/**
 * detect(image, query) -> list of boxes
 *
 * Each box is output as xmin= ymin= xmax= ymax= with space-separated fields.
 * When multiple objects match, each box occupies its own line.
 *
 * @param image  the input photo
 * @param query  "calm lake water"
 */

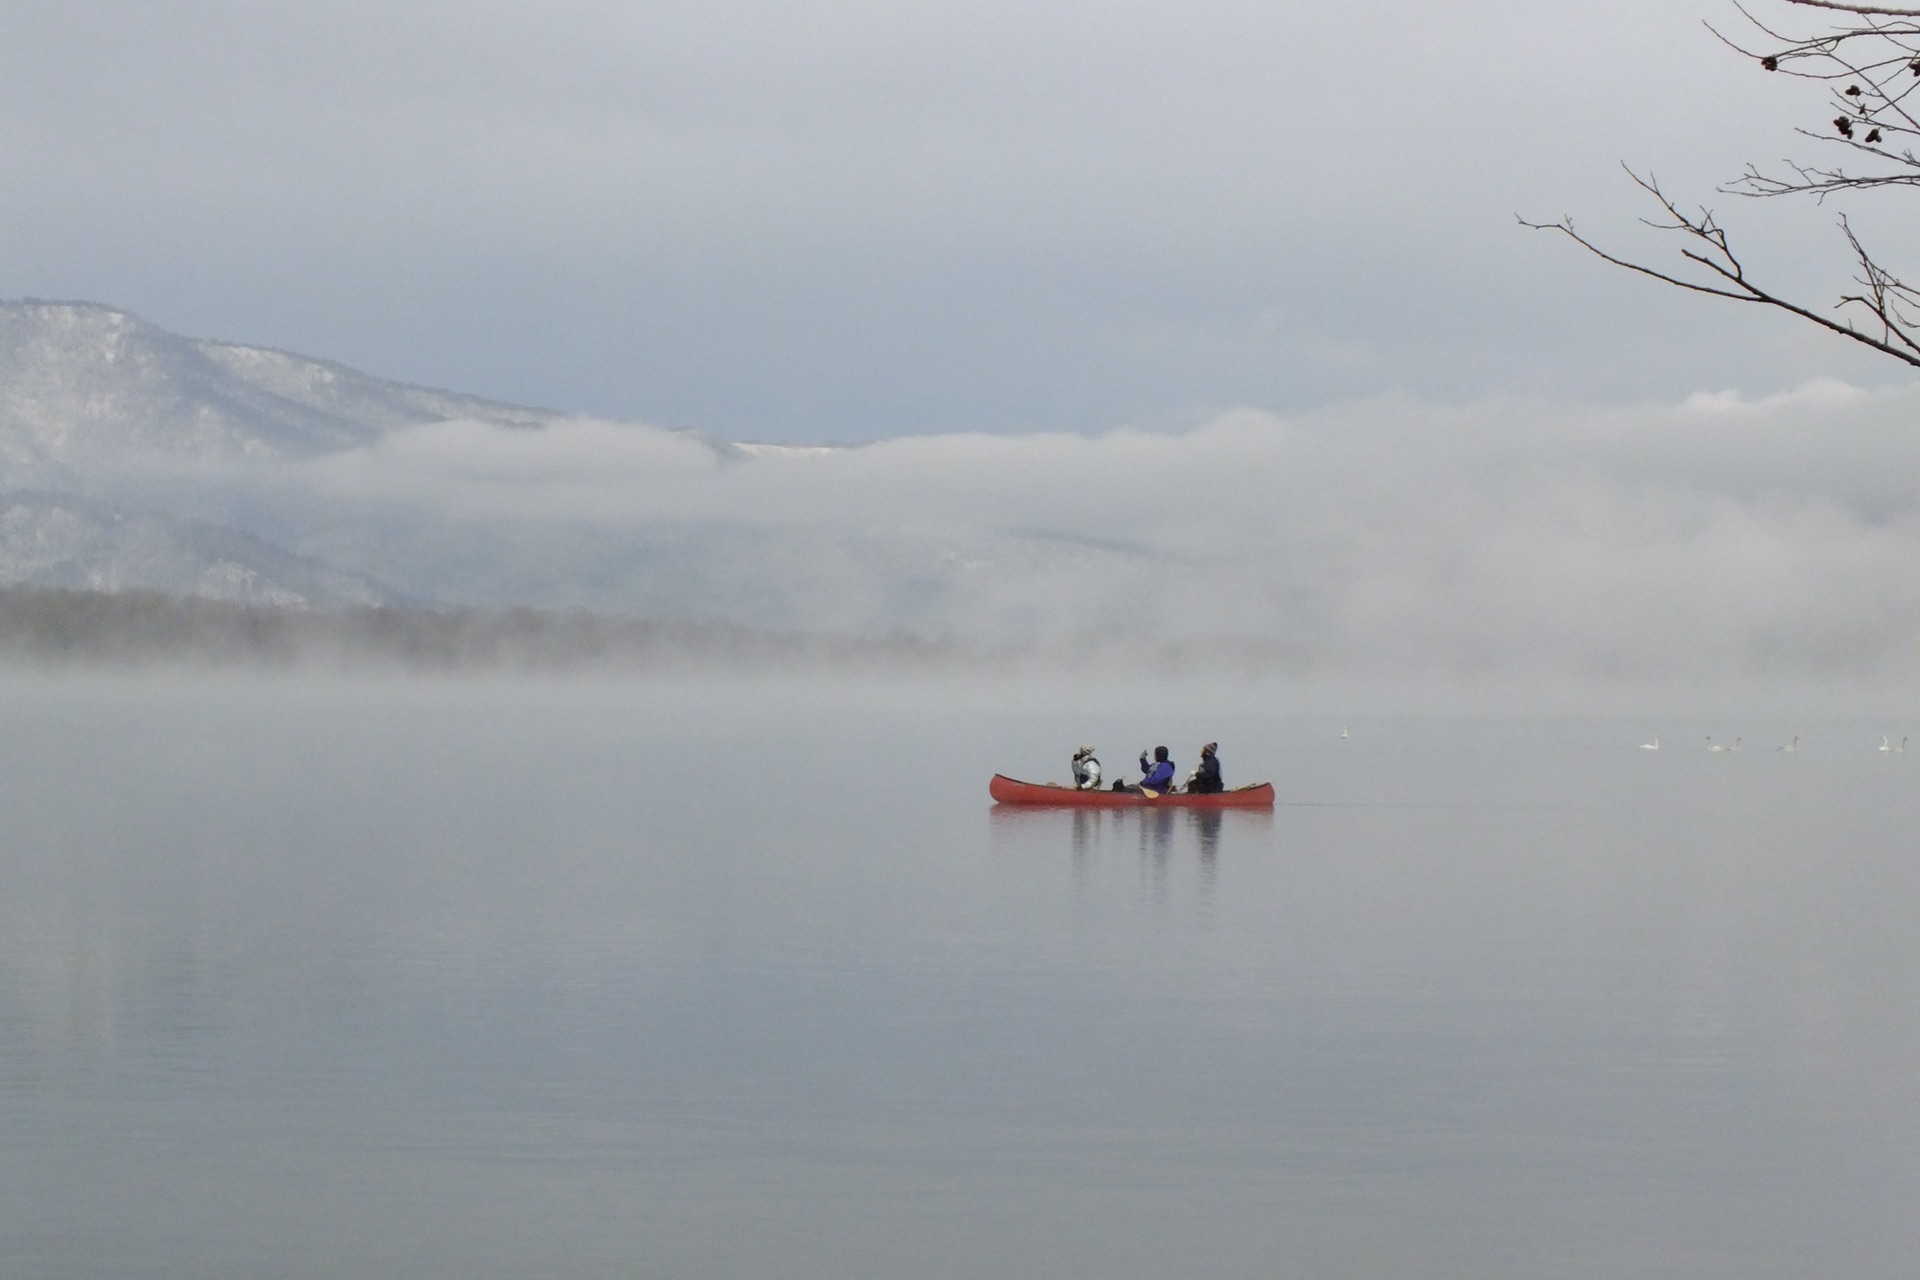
xmin=0 ymin=674 xmax=1916 ymax=1279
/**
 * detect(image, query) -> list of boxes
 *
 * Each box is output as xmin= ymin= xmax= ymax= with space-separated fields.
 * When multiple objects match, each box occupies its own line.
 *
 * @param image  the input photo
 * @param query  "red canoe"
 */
xmin=990 ymin=774 xmax=1275 ymax=809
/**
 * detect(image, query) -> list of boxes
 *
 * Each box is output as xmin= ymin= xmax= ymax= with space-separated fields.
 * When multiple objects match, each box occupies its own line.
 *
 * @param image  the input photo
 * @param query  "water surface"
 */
xmin=0 ymin=677 xmax=1915 ymax=1278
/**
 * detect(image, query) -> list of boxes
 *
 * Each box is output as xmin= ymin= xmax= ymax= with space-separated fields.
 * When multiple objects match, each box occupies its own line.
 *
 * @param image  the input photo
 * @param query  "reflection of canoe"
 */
xmin=990 ymin=775 xmax=1275 ymax=809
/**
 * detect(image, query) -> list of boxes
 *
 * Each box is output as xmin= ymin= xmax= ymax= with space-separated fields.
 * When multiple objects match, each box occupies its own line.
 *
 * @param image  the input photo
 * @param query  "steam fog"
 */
xmin=11 ymin=4 xmax=1920 ymax=1273
xmin=106 ymin=378 xmax=1918 ymax=689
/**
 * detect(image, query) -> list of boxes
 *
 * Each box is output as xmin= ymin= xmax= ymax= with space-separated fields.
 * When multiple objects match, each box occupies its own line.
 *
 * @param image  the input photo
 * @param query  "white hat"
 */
xmin=1073 ymin=745 xmax=1096 ymax=759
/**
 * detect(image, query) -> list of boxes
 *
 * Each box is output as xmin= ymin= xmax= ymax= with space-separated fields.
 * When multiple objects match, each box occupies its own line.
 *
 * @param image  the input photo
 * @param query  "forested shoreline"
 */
xmin=0 ymin=586 xmax=946 ymax=672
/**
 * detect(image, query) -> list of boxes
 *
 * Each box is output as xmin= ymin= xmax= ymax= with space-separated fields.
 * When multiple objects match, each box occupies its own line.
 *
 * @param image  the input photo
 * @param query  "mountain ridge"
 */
xmin=0 ymin=298 xmax=560 ymax=470
xmin=0 ymin=489 xmax=398 ymax=608
xmin=0 ymin=299 xmax=597 ymax=607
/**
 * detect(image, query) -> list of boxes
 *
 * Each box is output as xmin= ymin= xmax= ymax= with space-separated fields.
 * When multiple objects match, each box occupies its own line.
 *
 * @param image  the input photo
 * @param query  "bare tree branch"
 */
xmin=1521 ymin=171 xmax=1920 ymax=368
xmin=1530 ymin=2 xmax=1920 ymax=371
xmin=1782 ymin=1 xmax=1920 ymax=16
xmin=1728 ymin=137 xmax=1920 ymax=201
xmin=1834 ymin=214 xmax=1920 ymax=351
xmin=1711 ymin=0 xmax=1920 ymax=150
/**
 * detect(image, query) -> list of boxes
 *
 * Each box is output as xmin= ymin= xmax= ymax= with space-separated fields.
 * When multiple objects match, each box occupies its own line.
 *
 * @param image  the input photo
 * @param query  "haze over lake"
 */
xmin=2 ymin=673 xmax=1915 ymax=1279
xmin=9 ymin=303 xmax=1920 ymax=683
xmin=10 ymin=0 xmax=1920 ymax=1272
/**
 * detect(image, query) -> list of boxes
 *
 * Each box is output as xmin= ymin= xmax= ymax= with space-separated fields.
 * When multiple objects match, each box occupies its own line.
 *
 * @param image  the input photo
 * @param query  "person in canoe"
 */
xmin=1186 ymin=742 xmax=1223 ymax=794
xmin=1071 ymin=745 xmax=1102 ymax=790
xmin=1122 ymin=745 xmax=1176 ymax=794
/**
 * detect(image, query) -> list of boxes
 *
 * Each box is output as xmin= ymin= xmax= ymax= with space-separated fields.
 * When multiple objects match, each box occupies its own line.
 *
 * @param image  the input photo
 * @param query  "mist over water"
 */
xmin=11 ymin=4 xmax=1920 ymax=1268
xmin=41 ymin=377 xmax=1920 ymax=685
xmin=1 ymin=672 xmax=1915 ymax=1278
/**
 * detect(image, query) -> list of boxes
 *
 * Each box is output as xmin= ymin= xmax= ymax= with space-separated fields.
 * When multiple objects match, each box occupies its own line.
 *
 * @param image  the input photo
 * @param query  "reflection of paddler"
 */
xmin=1071 ymin=745 xmax=1102 ymax=791
xmin=1192 ymin=809 xmax=1223 ymax=866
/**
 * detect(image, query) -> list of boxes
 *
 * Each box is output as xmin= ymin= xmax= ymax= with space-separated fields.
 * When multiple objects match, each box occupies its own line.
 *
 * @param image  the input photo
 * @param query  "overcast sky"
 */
xmin=3 ymin=0 xmax=1914 ymax=440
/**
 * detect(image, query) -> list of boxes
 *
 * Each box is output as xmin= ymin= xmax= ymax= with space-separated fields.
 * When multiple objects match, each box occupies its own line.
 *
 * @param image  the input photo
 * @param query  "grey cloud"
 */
xmin=0 ymin=0 xmax=1871 ymax=438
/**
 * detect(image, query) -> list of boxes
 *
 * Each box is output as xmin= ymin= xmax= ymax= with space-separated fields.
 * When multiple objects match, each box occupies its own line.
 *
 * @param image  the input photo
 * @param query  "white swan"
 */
xmin=1340 ymin=725 xmax=1350 ymax=740
xmin=1880 ymin=735 xmax=1894 ymax=752
xmin=1899 ymin=737 xmax=1910 ymax=754
xmin=1640 ymin=736 xmax=1660 ymax=751
xmin=1707 ymin=737 xmax=1741 ymax=753
xmin=1779 ymin=736 xmax=1799 ymax=753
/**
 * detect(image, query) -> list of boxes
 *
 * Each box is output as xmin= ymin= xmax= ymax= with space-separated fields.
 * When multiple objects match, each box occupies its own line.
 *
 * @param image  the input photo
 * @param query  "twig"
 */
xmin=1519 ymin=170 xmax=1920 ymax=367
xmin=1783 ymin=1 xmax=1920 ymax=17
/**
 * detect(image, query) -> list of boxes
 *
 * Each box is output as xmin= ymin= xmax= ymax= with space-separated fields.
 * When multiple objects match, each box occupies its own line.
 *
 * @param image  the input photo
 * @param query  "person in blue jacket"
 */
xmin=1137 ymin=745 xmax=1176 ymax=793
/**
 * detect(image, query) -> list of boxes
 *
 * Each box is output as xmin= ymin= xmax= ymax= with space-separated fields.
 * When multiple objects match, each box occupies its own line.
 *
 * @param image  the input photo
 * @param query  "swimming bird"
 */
xmin=1340 ymin=725 xmax=1349 ymax=740
xmin=1881 ymin=735 xmax=1894 ymax=752
xmin=1779 ymin=736 xmax=1799 ymax=752
xmin=1640 ymin=736 xmax=1660 ymax=751
xmin=1707 ymin=737 xmax=1741 ymax=753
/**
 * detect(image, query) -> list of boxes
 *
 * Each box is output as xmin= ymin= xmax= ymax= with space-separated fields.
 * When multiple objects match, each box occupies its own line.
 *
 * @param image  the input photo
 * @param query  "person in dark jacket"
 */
xmin=1187 ymin=742 xmax=1223 ymax=794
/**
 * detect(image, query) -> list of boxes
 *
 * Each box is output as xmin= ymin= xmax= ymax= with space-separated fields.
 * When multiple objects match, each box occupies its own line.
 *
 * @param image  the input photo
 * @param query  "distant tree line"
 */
xmin=0 ymin=586 xmax=948 ymax=673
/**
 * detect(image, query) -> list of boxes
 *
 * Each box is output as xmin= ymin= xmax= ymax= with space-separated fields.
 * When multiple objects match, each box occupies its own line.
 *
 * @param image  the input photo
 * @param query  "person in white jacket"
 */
xmin=1071 ymin=746 xmax=1102 ymax=790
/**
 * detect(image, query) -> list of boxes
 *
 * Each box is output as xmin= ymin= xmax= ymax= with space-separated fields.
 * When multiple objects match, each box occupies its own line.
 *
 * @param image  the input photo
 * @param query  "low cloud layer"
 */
xmin=212 ymin=380 xmax=1920 ymax=683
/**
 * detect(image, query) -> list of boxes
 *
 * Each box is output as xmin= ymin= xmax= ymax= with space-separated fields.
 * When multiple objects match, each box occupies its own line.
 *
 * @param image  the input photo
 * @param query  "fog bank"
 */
xmin=236 ymin=380 xmax=1920 ymax=684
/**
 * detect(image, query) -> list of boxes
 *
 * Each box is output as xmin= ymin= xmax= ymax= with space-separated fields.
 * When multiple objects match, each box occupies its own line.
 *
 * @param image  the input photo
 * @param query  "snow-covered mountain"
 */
xmin=0 ymin=299 xmax=559 ymax=607
xmin=0 ymin=301 xmax=861 ymax=620
xmin=0 ymin=299 xmax=552 ymax=470
xmin=0 ymin=492 xmax=392 ymax=607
